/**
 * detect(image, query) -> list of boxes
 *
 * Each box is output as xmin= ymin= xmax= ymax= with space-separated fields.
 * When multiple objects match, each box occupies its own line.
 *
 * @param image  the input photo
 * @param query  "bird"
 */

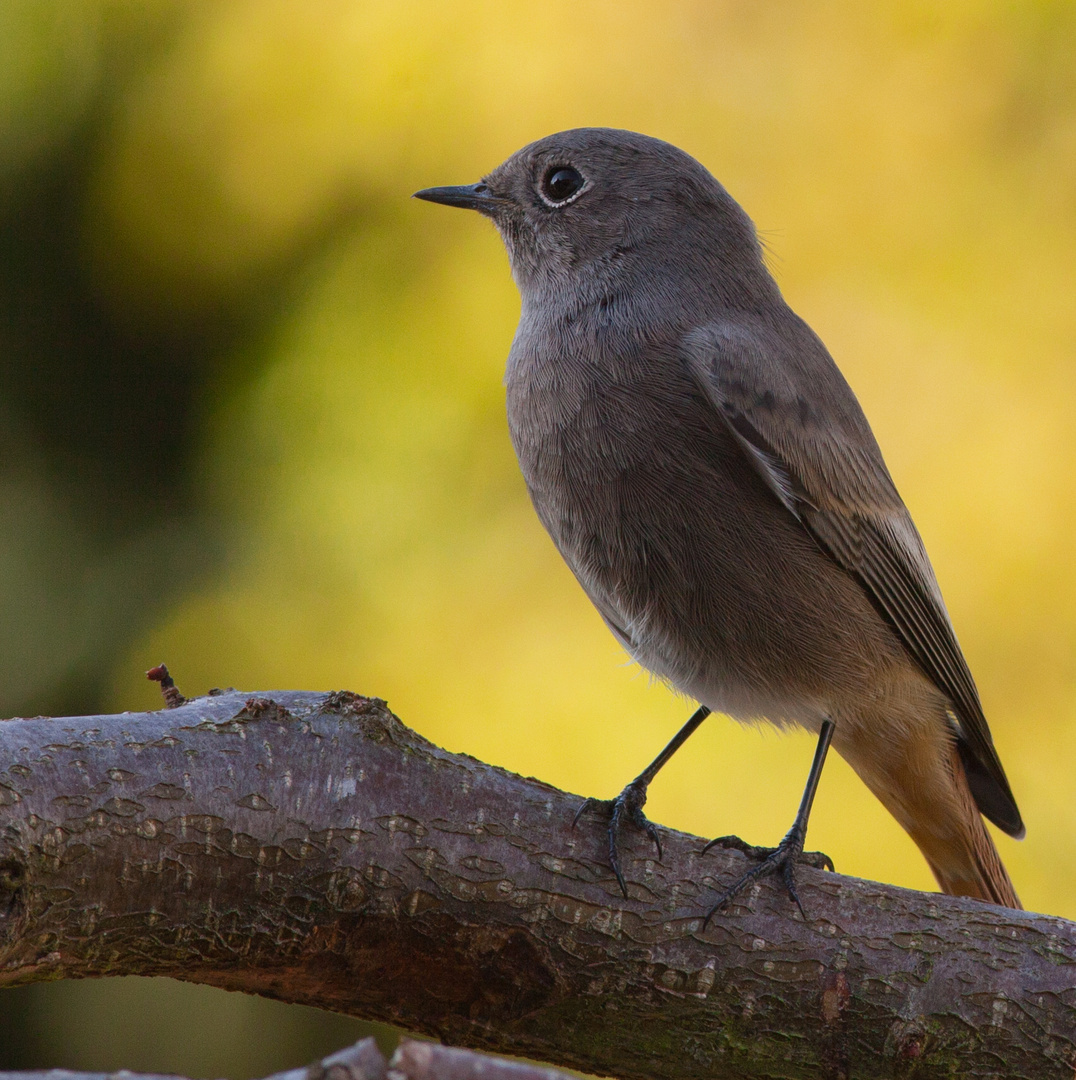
xmin=414 ymin=128 xmax=1023 ymax=914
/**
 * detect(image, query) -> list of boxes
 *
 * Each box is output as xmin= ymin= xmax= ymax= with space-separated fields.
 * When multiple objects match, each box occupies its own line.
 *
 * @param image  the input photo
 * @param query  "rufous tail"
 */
xmin=911 ymin=743 xmax=1021 ymax=909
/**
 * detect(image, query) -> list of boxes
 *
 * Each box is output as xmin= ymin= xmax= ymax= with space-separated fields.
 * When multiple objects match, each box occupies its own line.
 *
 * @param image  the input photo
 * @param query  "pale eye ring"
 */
xmin=539 ymin=165 xmax=585 ymax=206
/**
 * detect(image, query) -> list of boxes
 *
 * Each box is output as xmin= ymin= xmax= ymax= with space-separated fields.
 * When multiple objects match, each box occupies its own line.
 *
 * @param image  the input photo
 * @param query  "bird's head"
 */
xmin=415 ymin=128 xmax=771 ymax=310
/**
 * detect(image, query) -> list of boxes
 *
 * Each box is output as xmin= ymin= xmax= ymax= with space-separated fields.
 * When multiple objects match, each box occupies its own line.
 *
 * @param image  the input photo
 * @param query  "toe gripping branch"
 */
xmin=573 ymin=778 xmax=663 ymax=898
xmin=572 ymin=710 xmax=835 ymax=916
xmin=573 ymin=706 xmax=712 ymax=898
xmin=703 ymin=717 xmax=836 ymax=923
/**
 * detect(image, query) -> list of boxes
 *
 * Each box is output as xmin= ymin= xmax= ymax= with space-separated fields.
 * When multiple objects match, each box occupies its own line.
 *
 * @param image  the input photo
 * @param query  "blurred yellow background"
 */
xmin=1 ymin=0 xmax=1074 ymax=1074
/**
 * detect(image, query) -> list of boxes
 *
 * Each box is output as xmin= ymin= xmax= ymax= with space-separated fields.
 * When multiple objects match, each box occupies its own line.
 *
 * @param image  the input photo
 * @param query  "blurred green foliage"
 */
xmin=1 ymin=0 xmax=1075 ymax=1075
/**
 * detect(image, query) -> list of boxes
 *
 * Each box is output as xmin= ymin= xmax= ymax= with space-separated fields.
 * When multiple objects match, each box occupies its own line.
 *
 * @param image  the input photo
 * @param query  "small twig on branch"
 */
xmin=0 ymin=690 xmax=1073 ymax=1079
xmin=145 ymin=663 xmax=186 ymax=709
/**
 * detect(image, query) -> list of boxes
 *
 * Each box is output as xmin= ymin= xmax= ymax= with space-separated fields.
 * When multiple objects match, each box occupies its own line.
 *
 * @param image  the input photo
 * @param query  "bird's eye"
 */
xmin=539 ymin=166 xmax=585 ymax=206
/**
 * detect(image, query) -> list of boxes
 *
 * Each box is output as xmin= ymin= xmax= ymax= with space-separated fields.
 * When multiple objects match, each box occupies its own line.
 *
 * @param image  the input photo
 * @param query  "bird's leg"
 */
xmin=703 ymin=718 xmax=835 ymax=923
xmin=574 ymin=705 xmax=711 ymax=897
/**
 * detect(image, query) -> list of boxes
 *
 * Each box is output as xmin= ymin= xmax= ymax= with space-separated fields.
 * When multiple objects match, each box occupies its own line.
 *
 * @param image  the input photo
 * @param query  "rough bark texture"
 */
xmin=0 ymin=691 xmax=1073 ymax=1079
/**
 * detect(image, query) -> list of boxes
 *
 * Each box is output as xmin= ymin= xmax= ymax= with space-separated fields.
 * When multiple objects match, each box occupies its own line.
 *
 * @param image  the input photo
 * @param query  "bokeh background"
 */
xmin=1 ymin=0 xmax=1075 ymax=1073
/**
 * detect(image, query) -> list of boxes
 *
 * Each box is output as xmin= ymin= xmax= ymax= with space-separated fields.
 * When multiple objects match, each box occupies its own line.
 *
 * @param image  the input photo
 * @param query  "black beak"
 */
xmin=412 ymin=182 xmax=508 ymax=213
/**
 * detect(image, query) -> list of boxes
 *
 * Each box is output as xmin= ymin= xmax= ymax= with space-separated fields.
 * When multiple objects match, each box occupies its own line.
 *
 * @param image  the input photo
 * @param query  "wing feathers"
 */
xmin=683 ymin=320 xmax=1024 ymax=838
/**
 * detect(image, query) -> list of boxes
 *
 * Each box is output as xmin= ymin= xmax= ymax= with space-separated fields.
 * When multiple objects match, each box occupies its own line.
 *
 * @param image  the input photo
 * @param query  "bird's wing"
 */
xmin=682 ymin=321 xmax=1023 ymax=837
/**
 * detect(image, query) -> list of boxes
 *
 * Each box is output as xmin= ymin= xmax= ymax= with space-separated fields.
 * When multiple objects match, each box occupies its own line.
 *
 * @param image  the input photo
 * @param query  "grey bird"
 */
xmin=414 ymin=128 xmax=1023 ymax=913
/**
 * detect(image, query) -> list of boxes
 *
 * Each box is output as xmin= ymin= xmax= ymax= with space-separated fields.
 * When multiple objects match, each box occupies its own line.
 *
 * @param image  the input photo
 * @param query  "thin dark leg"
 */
xmin=574 ymin=705 xmax=711 ymax=897
xmin=704 ymin=718 xmax=835 ymax=923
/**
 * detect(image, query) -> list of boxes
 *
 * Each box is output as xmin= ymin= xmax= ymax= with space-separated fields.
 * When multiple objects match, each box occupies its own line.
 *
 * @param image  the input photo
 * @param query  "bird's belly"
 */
xmin=525 ymin=431 xmax=900 ymax=730
xmin=569 ymin=535 xmax=833 ymax=730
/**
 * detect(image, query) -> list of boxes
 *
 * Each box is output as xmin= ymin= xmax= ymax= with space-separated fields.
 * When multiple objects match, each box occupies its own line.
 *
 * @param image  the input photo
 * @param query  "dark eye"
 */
xmin=540 ymin=166 xmax=585 ymax=205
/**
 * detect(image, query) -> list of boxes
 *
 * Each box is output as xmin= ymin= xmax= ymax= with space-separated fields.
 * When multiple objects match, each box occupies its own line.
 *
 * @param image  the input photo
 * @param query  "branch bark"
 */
xmin=0 ymin=691 xmax=1073 ymax=1079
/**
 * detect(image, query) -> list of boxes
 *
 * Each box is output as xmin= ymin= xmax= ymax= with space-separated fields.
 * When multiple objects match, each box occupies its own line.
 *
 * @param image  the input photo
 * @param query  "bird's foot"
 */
xmin=573 ymin=777 xmax=661 ymax=897
xmin=706 ymin=833 xmax=834 ymax=871
xmin=702 ymin=827 xmax=834 ymax=924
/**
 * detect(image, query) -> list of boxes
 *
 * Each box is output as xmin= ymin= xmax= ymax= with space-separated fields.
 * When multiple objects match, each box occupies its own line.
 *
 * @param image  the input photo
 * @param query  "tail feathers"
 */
xmin=918 ymin=744 xmax=1021 ymax=910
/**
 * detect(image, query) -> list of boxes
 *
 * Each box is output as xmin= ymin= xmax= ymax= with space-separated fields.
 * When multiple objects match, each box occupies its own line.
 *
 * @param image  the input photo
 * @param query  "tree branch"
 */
xmin=0 ymin=691 xmax=1073 ymax=1079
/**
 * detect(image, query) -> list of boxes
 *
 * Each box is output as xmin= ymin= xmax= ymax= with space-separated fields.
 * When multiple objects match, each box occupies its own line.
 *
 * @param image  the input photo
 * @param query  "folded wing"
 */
xmin=682 ymin=321 xmax=1023 ymax=838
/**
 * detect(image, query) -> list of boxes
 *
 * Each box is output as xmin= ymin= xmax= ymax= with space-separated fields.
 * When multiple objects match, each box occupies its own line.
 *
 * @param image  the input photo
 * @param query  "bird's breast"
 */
xmin=503 ymin=329 xmax=739 ymax=625
xmin=505 ymin=334 xmax=689 ymax=507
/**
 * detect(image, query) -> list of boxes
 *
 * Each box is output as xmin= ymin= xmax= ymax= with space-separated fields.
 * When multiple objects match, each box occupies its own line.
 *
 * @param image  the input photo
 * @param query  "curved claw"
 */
xmin=644 ymin=821 xmax=663 ymax=862
xmin=607 ymin=800 xmax=630 ymax=898
xmin=803 ymin=850 xmax=835 ymax=873
xmin=574 ymin=778 xmax=663 ymax=898
xmin=703 ymin=834 xmax=765 ymax=858
xmin=572 ymin=796 xmax=610 ymax=830
xmin=702 ymin=827 xmax=811 ymax=927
